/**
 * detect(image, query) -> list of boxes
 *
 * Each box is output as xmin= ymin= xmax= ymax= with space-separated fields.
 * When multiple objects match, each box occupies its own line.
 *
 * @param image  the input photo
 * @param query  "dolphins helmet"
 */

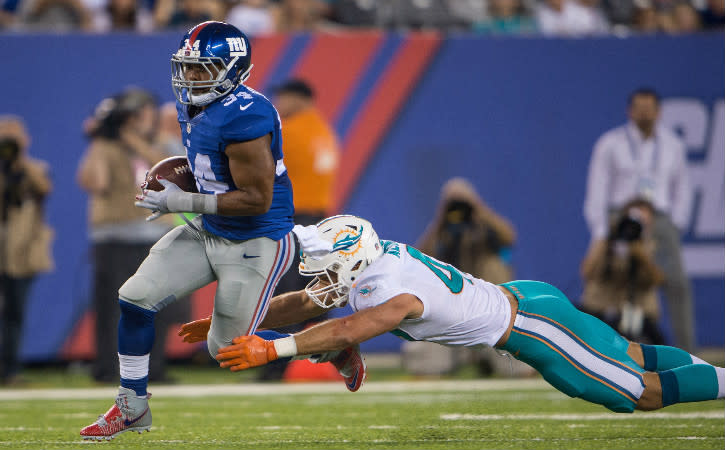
xmin=299 ymin=215 xmax=384 ymax=308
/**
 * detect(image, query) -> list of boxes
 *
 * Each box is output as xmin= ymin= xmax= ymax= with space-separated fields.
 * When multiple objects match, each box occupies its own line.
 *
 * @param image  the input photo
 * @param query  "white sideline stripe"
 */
xmin=441 ymin=411 xmax=725 ymax=420
xmin=0 ymin=379 xmax=550 ymax=401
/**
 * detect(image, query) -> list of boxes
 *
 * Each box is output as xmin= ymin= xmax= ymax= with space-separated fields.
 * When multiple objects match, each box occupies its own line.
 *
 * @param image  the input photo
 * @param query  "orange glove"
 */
xmin=216 ymin=335 xmax=279 ymax=372
xmin=177 ymin=316 xmax=211 ymax=343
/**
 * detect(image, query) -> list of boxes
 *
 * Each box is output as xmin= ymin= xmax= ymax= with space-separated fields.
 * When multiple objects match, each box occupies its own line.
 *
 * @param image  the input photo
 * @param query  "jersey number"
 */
xmin=406 ymin=246 xmax=468 ymax=294
xmin=192 ymin=153 xmax=229 ymax=193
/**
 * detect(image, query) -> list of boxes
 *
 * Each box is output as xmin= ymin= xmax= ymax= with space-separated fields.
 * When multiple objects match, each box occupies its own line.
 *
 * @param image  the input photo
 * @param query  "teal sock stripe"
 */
xmin=641 ymin=344 xmax=658 ymax=372
xmin=659 ymin=370 xmax=679 ymax=407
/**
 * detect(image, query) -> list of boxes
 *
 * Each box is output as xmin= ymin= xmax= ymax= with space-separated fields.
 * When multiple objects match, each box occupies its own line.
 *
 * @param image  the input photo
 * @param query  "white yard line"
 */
xmin=441 ymin=411 xmax=725 ymax=420
xmin=0 ymin=378 xmax=550 ymax=400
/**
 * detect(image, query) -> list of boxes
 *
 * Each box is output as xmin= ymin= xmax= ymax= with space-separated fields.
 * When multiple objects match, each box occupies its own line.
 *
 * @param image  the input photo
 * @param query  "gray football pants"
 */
xmin=119 ymin=217 xmax=295 ymax=357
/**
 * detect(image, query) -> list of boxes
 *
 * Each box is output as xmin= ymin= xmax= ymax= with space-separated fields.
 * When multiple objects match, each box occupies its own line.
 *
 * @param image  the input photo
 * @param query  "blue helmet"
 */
xmin=171 ymin=21 xmax=253 ymax=106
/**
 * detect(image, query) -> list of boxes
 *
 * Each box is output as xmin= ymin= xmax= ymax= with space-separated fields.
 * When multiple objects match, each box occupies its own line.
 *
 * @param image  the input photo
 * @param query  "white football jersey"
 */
xmin=347 ymin=241 xmax=512 ymax=348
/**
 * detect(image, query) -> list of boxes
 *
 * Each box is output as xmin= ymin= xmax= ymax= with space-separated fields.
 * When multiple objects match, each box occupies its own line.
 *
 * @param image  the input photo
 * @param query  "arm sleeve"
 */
xmin=583 ymin=134 xmax=613 ymax=240
xmin=668 ymin=140 xmax=692 ymax=232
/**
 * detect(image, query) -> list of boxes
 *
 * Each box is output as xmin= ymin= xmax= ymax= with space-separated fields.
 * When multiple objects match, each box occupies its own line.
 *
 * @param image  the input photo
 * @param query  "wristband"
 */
xmin=167 ymin=191 xmax=218 ymax=214
xmin=272 ymin=336 xmax=298 ymax=358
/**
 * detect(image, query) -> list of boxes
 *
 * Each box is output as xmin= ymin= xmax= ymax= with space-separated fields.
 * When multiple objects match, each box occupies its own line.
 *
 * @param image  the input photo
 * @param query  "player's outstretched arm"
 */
xmin=216 ymin=293 xmax=423 ymax=371
xmin=259 ymin=289 xmax=328 ymax=329
xmin=178 ymin=289 xmax=323 ymax=343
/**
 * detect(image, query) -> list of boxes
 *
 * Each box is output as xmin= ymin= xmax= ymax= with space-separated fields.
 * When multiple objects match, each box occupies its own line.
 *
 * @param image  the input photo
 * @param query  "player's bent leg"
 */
xmin=206 ymin=233 xmax=294 ymax=358
xmin=501 ymin=281 xmax=644 ymax=413
xmin=636 ymin=372 xmax=663 ymax=410
xmin=81 ymin=222 xmax=215 ymax=439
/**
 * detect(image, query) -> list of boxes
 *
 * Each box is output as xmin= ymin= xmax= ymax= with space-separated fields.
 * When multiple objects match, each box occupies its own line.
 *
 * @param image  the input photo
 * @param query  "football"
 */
xmin=142 ymin=156 xmax=198 ymax=193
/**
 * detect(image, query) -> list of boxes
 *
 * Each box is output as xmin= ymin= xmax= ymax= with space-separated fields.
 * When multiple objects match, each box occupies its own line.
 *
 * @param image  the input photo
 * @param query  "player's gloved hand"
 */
xmin=177 ymin=316 xmax=212 ymax=343
xmin=135 ymin=176 xmax=182 ymax=221
xmin=216 ymin=335 xmax=279 ymax=372
xmin=292 ymin=224 xmax=332 ymax=260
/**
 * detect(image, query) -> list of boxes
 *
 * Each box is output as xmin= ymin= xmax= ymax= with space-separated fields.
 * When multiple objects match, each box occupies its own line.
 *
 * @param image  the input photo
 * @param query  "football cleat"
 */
xmin=331 ymin=345 xmax=366 ymax=392
xmin=80 ymin=387 xmax=152 ymax=441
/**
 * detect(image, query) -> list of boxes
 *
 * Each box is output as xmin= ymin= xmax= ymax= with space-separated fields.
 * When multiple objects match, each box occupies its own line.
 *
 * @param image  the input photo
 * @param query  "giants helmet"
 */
xmin=171 ymin=21 xmax=253 ymax=106
xmin=299 ymin=215 xmax=384 ymax=308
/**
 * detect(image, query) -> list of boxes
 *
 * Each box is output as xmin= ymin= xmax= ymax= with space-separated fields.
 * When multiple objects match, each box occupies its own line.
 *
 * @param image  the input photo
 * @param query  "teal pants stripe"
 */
xmin=500 ymin=281 xmax=645 ymax=413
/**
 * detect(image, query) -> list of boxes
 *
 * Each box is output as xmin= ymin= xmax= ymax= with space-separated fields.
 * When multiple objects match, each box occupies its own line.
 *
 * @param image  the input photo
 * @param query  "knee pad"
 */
xmin=119 ymin=274 xmax=172 ymax=312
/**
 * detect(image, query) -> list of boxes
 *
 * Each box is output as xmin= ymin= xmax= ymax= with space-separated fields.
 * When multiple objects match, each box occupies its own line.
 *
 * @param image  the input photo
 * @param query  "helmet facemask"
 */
xmin=171 ymin=55 xmax=252 ymax=106
xmin=302 ymin=263 xmax=352 ymax=308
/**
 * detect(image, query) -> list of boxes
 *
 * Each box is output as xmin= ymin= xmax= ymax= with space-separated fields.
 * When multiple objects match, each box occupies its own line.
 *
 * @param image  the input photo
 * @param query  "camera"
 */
xmin=613 ymin=215 xmax=643 ymax=242
xmin=0 ymin=138 xmax=20 ymax=171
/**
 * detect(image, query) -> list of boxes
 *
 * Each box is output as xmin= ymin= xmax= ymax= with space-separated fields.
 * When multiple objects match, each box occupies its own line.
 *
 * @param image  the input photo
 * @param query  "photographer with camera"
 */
xmin=409 ymin=177 xmax=530 ymax=377
xmin=418 ymin=177 xmax=517 ymax=284
xmin=580 ymin=198 xmax=665 ymax=344
xmin=77 ymin=88 xmax=186 ymax=384
xmin=0 ymin=115 xmax=54 ymax=385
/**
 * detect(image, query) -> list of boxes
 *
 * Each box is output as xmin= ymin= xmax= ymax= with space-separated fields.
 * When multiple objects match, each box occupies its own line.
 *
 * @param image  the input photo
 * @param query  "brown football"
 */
xmin=142 ymin=156 xmax=198 ymax=192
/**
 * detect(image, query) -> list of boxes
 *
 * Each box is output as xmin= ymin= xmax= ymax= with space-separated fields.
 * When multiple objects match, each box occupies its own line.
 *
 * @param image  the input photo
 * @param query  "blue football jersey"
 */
xmin=176 ymin=85 xmax=294 ymax=241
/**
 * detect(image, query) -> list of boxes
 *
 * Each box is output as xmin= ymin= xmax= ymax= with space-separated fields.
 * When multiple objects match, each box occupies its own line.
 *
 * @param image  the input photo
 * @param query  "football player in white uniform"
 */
xmin=200 ymin=215 xmax=724 ymax=413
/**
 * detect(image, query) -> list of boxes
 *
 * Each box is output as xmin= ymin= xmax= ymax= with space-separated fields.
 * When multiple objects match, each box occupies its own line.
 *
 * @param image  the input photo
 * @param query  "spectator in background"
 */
xmin=273 ymin=0 xmax=329 ymax=31
xmin=473 ymin=0 xmax=537 ymax=34
xmin=76 ymin=88 xmax=183 ymax=384
xmin=18 ymin=0 xmax=93 ymax=31
xmin=580 ymin=198 xmax=665 ymax=345
xmin=631 ymin=0 xmax=661 ymax=32
xmin=584 ymin=87 xmax=695 ymax=352
xmin=413 ymin=177 xmax=530 ymax=377
xmin=156 ymin=102 xmax=186 ymax=157
xmin=86 ymin=0 xmax=154 ymax=33
xmin=154 ymin=0 xmax=221 ymax=30
xmin=418 ymin=177 xmax=516 ymax=285
xmin=699 ymin=0 xmax=725 ymax=28
xmin=0 ymin=115 xmax=54 ymax=385
xmin=226 ymin=0 xmax=275 ymax=35
xmin=668 ymin=0 xmax=701 ymax=31
xmin=259 ymin=78 xmax=340 ymax=380
xmin=534 ymin=0 xmax=610 ymax=35
xmin=1 ymin=0 xmax=20 ymax=29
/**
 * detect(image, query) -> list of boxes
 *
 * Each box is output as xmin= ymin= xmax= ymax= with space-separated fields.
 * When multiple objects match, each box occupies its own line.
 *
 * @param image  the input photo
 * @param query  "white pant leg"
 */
xmin=119 ymin=219 xmax=216 ymax=312
xmin=206 ymin=231 xmax=294 ymax=356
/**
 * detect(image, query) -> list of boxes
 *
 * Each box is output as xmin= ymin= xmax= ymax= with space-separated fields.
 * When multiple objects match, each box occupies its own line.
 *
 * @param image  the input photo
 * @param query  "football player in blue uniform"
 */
xmin=80 ymin=21 xmax=362 ymax=441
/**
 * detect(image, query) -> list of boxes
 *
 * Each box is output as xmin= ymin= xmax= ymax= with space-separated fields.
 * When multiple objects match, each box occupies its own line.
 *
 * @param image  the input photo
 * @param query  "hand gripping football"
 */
xmin=142 ymin=156 xmax=198 ymax=193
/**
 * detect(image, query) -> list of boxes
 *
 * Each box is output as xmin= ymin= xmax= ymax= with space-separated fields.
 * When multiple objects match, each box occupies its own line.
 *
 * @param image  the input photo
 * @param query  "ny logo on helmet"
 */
xmin=226 ymin=37 xmax=248 ymax=57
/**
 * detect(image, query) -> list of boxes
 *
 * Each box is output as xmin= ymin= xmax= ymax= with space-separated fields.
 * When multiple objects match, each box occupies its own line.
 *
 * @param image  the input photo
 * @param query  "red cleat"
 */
xmin=331 ymin=345 xmax=367 ymax=392
xmin=80 ymin=387 xmax=152 ymax=440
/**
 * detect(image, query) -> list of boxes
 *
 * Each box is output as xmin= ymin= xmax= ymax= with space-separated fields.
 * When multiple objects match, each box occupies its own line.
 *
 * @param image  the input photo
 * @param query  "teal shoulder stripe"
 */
xmin=390 ymin=328 xmax=417 ymax=341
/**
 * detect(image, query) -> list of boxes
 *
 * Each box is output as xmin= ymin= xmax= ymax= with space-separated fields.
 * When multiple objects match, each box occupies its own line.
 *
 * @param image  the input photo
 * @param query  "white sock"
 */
xmin=118 ymin=353 xmax=150 ymax=380
xmin=715 ymin=366 xmax=725 ymax=399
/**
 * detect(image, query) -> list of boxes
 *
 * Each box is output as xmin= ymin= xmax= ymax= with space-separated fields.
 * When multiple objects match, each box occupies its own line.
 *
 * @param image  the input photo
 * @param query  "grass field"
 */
xmin=0 ymin=371 xmax=723 ymax=450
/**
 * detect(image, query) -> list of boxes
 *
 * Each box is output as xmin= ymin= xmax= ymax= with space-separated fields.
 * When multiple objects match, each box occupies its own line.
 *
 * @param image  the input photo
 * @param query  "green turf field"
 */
xmin=0 ymin=378 xmax=722 ymax=450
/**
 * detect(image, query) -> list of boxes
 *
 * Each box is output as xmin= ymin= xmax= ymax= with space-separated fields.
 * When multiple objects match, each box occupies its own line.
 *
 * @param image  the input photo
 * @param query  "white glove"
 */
xmin=135 ymin=177 xmax=218 ymax=221
xmin=135 ymin=177 xmax=182 ymax=221
xmin=292 ymin=224 xmax=332 ymax=260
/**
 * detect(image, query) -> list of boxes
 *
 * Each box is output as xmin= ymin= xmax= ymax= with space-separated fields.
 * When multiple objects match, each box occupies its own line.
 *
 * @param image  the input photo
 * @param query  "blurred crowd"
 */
xmin=0 ymin=0 xmax=722 ymax=36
